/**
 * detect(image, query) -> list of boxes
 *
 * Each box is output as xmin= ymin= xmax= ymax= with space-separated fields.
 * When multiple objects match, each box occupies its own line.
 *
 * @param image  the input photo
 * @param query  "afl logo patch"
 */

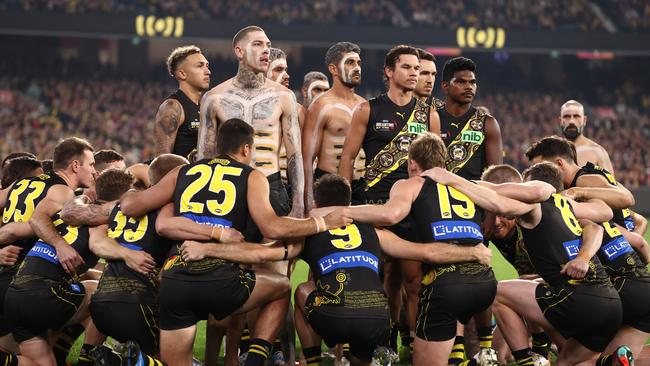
xmin=415 ymin=110 xmax=427 ymax=123
xmin=449 ymin=145 xmax=467 ymax=161
xmin=470 ymin=119 xmax=483 ymax=130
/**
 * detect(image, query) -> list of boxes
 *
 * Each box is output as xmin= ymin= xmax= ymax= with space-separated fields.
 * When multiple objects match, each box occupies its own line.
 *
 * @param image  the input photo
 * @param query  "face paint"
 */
xmin=307 ymin=80 xmax=330 ymax=104
xmin=338 ymin=52 xmax=361 ymax=85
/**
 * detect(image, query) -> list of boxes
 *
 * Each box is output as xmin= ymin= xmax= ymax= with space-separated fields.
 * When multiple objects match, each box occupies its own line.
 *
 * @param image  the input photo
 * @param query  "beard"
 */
xmin=562 ymin=124 xmax=583 ymax=140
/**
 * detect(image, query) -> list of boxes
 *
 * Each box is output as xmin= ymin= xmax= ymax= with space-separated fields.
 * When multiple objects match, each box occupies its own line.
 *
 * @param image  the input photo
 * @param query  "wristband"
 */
xmin=318 ymin=216 xmax=327 ymax=232
xmin=211 ymin=226 xmax=222 ymax=242
xmin=312 ymin=216 xmax=321 ymax=232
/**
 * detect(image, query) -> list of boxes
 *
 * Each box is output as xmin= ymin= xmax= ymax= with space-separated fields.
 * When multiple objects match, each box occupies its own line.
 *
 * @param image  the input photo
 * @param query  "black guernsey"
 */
xmin=597 ymin=221 xmax=650 ymax=280
xmin=519 ymin=194 xmax=610 ymax=287
xmin=168 ymin=89 xmax=200 ymax=160
xmin=93 ymin=204 xmax=174 ymax=303
xmin=164 ymin=156 xmax=253 ymax=281
xmin=0 ymin=173 xmax=67 ymax=277
xmin=301 ymin=221 xmax=388 ymax=319
xmin=362 ymin=94 xmax=428 ymax=203
xmin=569 ymin=162 xmax=635 ymax=231
xmin=439 ymin=106 xmax=487 ymax=180
xmin=409 ymin=177 xmax=491 ymax=284
xmin=11 ymin=211 xmax=94 ymax=287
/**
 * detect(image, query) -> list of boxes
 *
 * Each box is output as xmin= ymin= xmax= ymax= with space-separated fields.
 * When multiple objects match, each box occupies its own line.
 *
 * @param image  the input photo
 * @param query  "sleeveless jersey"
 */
xmin=301 ymin=221 xmax=388 ymax=319
xmin=570 ymin=162 xmax=635 ymax=231
xmin=12 ymin=211 xmax=94 ymax=286
xmin=519 ymin=195 xmax=610 ymax=287
xmin=164 ymin=156 xmax=253 ymax=281
xmin=439 ymin=106 xmax=487 ymax=180
xmin=0 ymin=173 xmax=67 ymax=277
xmin=93 ymin=204 xmax=174 ymax=304
xmin=168 ymin=89 xmax=200 ymax=161
xmin=409 ymin=177 xmax=492 ymax=285
xmin=362 ymin=94 xmax=429 ymax=203
xmin=491 ymin=226 xmax=536 ymax=276
xmin=597 ymin=221 xmax=650 ymax=280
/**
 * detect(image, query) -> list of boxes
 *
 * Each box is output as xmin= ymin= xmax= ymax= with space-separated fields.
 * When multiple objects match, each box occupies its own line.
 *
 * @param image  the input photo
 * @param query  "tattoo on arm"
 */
xmin=60 ymin=199 xmax=113 ymax=226
xmin=197 ymin=94 xmax=219 ymax=160
xmin=154 ymin=100 xmax=182 ymax=155
xmin=283 ymin=93 xmax=305 ymax=216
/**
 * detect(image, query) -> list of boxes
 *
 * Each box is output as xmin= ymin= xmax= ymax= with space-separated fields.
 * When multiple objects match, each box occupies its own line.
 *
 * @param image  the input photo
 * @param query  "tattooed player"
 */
xmin=154 ymin=45 xmax=211 ymax=160
xmin=198 ymin=26 xmax=304 ymax=219
xmin=302 ymin=42 xmax=366 ymax=212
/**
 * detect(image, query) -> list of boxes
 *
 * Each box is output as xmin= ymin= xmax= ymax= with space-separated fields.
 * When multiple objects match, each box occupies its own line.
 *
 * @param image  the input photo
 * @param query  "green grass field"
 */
xmin=69 ymin=223 xmax=650 ymax=365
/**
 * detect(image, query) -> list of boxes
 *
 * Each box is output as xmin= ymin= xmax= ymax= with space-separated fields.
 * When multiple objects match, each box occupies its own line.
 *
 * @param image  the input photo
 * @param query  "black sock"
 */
xmin=53 ymin=324 xmax=84 ymax=365
xmin=513 ymin=348 xmax=535 ymax=366
xmin=0 ymin=350 xmax=18 ymax=366
xmin=398 ymin=323 xmax=412 ymax=348
xmin=76 ymin=343 xmax=97 ymax=366
xmin=478 ymin=326 xmax=494 ymax=349
xmin=303 ymin=346 xmax=322 ymax=366
xmin=596 ymin=354 xmax=613 ymax=366
xmin=448 ymin=336 xmax=465 ymax=364
xmin=459 ymin=360 xmax=477 ymax=366
xmin=272 ymin=338 xmax=282 ymax=353
xmin=240 ymin=326 xmax=251 ymax=353
xmin=389 ymin=322 xmax=399 ymax=350
xmin=245 ymin=338 xmax=272 ymax=366
xmin=531 ymin=332 xmax=551 ymax=358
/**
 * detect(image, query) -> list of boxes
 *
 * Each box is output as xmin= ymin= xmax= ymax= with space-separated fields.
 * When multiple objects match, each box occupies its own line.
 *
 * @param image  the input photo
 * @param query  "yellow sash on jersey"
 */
xmin=445 ymin=108 xmax=487 ymax=174
xmin=364 ymin=99 xmax=429 ymax=190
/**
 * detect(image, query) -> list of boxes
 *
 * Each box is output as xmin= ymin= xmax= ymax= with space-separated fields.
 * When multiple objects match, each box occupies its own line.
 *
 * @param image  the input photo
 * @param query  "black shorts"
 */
xmin=314 ymin=168 xmax=330 ymax=181
xmin=5 ymin=282 xmax=85 ymax=342
xmin=0 ymin=276 xmax=12 ymax=337
xmin=416 ymin=279 xmax=497 ymax=341
xmin=306 ymin=292 xmax=390 ymax=362
xmin=614 ymin=277 xmax=650 ymax=333
xmin=243 ymin=172 xmax=291 ymax=242
xmin=90 ymin=301 xmax=159 ymax=355
xmin=536 ymin=283 xmax=622 ymax=352
xmin=158 ymin=269 xmax=255 ymax=330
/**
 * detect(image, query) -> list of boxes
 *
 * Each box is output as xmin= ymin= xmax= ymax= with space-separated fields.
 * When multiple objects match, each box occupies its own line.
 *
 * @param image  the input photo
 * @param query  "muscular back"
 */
xmin=573 ymin=136 xmax=613 ymax=174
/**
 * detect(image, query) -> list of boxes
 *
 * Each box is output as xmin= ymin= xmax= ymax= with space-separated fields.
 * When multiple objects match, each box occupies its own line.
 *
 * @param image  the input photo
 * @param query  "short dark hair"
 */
xmin=52 ymin=137 xmax=94 ymax=171
xmin=314 ymin=174 xmax=351 ymax=207
xmin=232 ymin=25 xmax=264 ymax=48
xmin=481 ymin=164 xmax=522 ymax=184
xmin=324 ymin=41 xmax=361 ymax=67
xmin=269 ymin=48 xmax=286 ymax=62
xmin=384 ymin=45 xmax=419 ymax=72
xmin=2 ymin=152 xmax=36 ymax=168
xmin=149 ymin=154 xmax=189 ymax=185
xmin=216 ymin=119 xmax=255 ymax=155
xmin=523 ymin=162 xmax=563 ymax=193
xmin=95 ymin=168 xmax=134 ymax=202
xmin=408 ymin=133 xmax=447 ymax=170
xmin=1 ymin=157 xmax=42 ymax=189
xmin=525 ymin=136 xmax=577 ymax=164
xmin=94 ymin=149 xmax=124 ymax=172
xmin=442 ymin=57 xmax=476 ymax=82
xmin=303 ymin=71 xmax=328 ymax=88
xmin=416 ymin=48 xmax=436 ymax=62
xmin=41 ymin=159 xmax=53 ymax=173
xmin=166 ymin=45 xmax=202 ymax=77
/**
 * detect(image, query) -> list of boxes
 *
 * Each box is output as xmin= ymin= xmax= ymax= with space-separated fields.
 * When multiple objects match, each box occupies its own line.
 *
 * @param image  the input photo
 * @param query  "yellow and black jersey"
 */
xmin=301 ymin=221 xmax=388 ymax=319
xmin=520 ymin=194 xmax=610 ymax=287
xmin=0 ymin=173 xmax=67 ymax=276
xmin=165 ymin=155 xmax=254 ymax=281
xmin=93 ymin=204 xmax=174 ymax=304
xmin=13 ymin=211 xmax=94 ymax=286
xmin=597 ymin=221 xmax=649 ymax=280
xmin=409 ymin=177 xmax=490 ymax=285
xmin=439 ymin=106 xmax=487 ymax=181
xmin=570 ymin=162 xmax=634 ymax=231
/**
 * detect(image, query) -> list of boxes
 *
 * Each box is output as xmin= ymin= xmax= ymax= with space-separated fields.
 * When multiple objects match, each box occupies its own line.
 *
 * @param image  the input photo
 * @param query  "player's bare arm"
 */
xmin=154 ymin=98 xmax=185 ymax=155
xmin=338 ymin=101 xmax=369 ymax=181
xmin=155 ymin=202 xmax=244 ymax=243
xmin=567 ymin=197 xmax=613 ymax=223
xmin=560 ymin=219 xmax=603 ymax=279
xmin=196 ymin=89 xmax=222 ymax=160
xmin=302 ymin=100 xmax=327 ymax=211
xmin=346 ymin=179 xmax=419 ymax=226
xmin=0 ymin=221 xmax=34 ymax=246
xmin=120 ymin=166 xmax=181 ymax=217
xmin=376 ymin=229 xmax=492 ymax=266
xmin=428 ymin=108 xmax=441 ymax=134
xmin=180 ymin=239 xmax=304 ymax=264
xmin=89 ymin=224 xmax=155 ymax=275
xmin=280 ymin=89 xmax=305 ymax=217
xmin=631 ymin=211 xmax=647 ymax=235
xmin=477 ymin=180 xmax=555 ymax=203
xmin=574 ymin=174 xmax=635 ymax=207
xmin=247 ymin=170 xmax=350 ymax=239
xmin=484 ymin=116 xmax=503 ymax=165
xmin=59 ymin=195 xmax=116 ymax=226
xmin=29 ymin=185 xmax=82 ymax=274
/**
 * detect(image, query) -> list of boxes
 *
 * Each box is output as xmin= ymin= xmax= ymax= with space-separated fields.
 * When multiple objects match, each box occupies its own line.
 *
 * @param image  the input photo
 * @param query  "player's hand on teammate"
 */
xmin=323 ymin=207 xmax=353 ymax=230
xmin=471 ymin=243 xmax=492 ymax=266
xmin=56 ymin=244 xmax=85 ymax=275
xmin=289 ymin=205 xmax=306 ymax=219
xmin=220 ymin=227 xmax=244 ymax=243
xmin=180 ymin=241 xmax=207 ymax=261
xmin=560 ymin=258 xmax=589 ymax=279
xmin=561 ymin=187 xmax=583 ymax=201
xmin=420 ymin=167 xmax=453 ymax=185
xmin=0 ymin=245 xmax=21 ymax=266
xmin=124 ymin=250 xmax=156 ymax=275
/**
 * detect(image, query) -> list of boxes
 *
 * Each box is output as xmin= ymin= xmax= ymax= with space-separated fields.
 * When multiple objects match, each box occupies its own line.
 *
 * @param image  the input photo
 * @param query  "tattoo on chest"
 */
xmin=220 ymin=89 xmax=279 ymax=124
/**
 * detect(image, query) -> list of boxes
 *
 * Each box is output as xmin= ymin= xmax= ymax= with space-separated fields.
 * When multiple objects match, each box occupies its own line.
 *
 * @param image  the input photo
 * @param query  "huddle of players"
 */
xmin=0 ymin=24 xmax=648 ymax=366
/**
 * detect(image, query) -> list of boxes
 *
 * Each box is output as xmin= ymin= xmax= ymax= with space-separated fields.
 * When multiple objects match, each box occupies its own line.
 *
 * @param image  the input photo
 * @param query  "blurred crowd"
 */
xmin=2 ymin=0 xmax=649 ymax=31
